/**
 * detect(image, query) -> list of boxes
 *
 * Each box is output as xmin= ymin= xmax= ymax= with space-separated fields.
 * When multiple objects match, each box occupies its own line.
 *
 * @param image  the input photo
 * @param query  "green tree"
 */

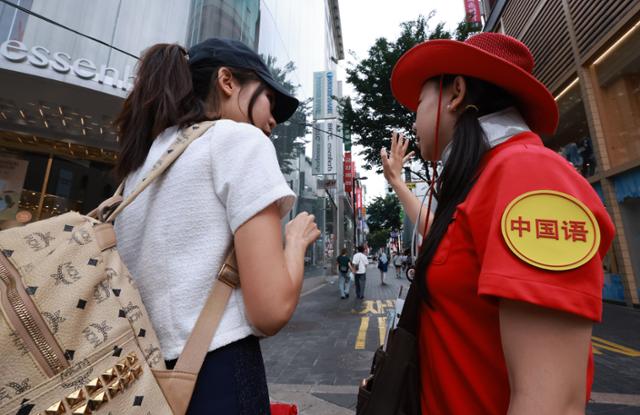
xmin=262 ymin=55 xmax=310 ymax=174
xmin=366 ymin=194 xmax=402 ymax=233
xmin=341 ymin=13 xmax=479 ymax=172
xmin=367 ymin=228 xmax=390 ymax=251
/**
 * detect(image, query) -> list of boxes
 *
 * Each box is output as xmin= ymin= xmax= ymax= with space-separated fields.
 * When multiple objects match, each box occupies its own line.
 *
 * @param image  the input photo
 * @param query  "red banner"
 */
xmin=464 ymin=0 xmax=482 ymax=24
xmin=344 ymin=152 xmax=353 ymax=193
xmin=355 ymin=187 xmax=362 ymax=209
xmin=345 ymin=181 xmax=353 ymax=194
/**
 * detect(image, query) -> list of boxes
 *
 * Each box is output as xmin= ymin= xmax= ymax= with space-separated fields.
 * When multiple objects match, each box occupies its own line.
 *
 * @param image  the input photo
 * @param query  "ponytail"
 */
xmin=114 ymin=43 xmax=265 ymax=182
xmin=414 ymin=75 xmax=516 ymax=305
xmin=114 ymin=44 xmax=208 ymax=181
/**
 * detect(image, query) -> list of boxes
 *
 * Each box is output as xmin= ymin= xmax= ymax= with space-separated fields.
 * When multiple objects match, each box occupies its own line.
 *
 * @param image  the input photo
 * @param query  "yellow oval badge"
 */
xmin=501 ymin=190 xmax=600 ymax=271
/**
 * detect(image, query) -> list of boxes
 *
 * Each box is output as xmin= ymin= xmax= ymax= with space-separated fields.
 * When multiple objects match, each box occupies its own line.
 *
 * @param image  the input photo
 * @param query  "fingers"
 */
xmin=390 ymin=130 xmax=397 ymax=153
xmin=380 ymin=146 xmax=389 ymax=163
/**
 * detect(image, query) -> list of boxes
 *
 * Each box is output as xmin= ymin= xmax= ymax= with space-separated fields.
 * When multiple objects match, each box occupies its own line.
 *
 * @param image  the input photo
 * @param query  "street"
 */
xmin=263 ymin=263 xmax=640 ymax=414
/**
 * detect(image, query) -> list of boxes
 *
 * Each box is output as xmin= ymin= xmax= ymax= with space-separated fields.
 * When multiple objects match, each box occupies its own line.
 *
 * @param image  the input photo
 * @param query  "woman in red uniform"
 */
xmin=382 ymin=33 xmax=615 ymax=414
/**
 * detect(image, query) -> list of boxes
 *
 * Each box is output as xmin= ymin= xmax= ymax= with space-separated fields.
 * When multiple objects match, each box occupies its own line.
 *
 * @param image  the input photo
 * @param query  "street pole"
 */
xmin=336 ymin=139 xmax=344 ymax=260
xmin=352 ymin=177 xmax=357 ymax=249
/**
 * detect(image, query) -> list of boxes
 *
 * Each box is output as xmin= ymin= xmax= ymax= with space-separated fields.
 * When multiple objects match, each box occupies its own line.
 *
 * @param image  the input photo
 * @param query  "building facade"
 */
xmin=483 ymin=0 xmax=640 ymax=306
xmin=0 ymin=0 xmax=343 ymax=263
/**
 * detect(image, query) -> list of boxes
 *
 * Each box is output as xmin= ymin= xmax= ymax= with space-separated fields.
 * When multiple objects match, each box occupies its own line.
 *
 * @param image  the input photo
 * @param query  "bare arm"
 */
xmin=235 ymin=204 xmax=320 ymax=336
xmin=500 ymin=299 xmax=592 ymax=415
xmin=381 ymin=131 xmax=432 ymax=235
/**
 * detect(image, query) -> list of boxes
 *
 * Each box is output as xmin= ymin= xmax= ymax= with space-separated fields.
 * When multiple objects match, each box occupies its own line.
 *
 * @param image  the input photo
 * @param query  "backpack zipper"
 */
xmin=0 ymin=254 xmax=68 ymax=376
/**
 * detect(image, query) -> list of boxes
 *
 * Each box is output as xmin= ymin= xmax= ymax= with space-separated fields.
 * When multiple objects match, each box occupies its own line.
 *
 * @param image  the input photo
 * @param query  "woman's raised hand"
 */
xmin=381 ymin=131 xmax=415 ymax=186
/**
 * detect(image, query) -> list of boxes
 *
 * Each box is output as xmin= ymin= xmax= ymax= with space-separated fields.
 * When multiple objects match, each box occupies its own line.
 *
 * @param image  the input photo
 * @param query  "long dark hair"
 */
xmin=414 ymin=75 xmax=516 ymax=305
xmin=114 ymin=43 xmax=263 ymax=181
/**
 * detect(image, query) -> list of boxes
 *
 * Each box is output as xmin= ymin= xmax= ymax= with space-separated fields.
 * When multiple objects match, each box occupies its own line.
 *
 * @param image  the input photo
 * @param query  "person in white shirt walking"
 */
xmin=350 ymin=245 xmax=369 ymax=299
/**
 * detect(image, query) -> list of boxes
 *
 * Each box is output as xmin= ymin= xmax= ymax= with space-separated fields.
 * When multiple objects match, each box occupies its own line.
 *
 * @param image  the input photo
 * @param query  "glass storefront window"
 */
xmin=591 ymin=20 xmax=640 ymax=168
xmin=0 ymin=146 xmax=116 ymax=230
xmin=543 ymin=79 xmax=597 ymax=178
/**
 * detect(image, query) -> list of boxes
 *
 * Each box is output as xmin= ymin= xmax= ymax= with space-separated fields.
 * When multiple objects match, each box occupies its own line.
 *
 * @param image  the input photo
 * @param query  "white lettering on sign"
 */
xmin=0 ymin=39 xmax=135 ymax=91
xmin=73 ymin=58 xmax=96 ymax=79
xmin=0 ymin=40 xmax=28 ymax=62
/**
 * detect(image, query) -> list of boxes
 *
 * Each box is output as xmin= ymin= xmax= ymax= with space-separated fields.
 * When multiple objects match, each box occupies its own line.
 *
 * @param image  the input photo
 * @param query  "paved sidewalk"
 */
xmin=264 ymin=264 xmax=640 ymax=414
xmin=264 ymin=264 xmax=406 ymax=414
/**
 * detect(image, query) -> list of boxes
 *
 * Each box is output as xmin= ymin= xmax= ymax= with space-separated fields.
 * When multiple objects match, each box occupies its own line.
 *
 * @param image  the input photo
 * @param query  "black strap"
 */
xmin=396 ymin=282 xmax=420 ymax=335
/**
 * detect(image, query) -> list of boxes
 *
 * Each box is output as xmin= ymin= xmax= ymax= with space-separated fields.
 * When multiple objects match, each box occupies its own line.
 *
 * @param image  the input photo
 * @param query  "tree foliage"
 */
xmin=366 ymin=194 xmax=402 ymax=234
xmin=367 ymin=228 xmax=391 ymax=251
xmin=341 ymin=13 xmax=479 ymax=172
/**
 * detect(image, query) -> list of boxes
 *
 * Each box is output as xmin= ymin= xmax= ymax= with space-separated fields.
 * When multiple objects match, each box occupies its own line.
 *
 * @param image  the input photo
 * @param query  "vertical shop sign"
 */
xmin=312 ymin=124 xmax=324 ymax=175
xmin=313 ymin=71 xmax=337 ymax=120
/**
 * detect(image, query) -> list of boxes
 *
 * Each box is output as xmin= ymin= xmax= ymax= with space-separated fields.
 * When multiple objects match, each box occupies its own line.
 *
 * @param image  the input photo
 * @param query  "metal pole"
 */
xmin=353 ymin=177 xmax=357 ymax=248
xmin=36 ymin=153 xmax=53 ymax=221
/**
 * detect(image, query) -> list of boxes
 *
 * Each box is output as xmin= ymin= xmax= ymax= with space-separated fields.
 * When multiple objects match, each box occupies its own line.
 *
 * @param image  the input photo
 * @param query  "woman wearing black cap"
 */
xmin=113 ymin=38 xmax=319 ymax=414
xmin=381 ymin=33 xmax=615 ymax=414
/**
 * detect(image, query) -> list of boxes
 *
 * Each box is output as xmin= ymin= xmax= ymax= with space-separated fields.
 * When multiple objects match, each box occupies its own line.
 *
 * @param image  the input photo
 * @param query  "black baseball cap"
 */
xmin=187 ymin=38 xmax=299 ymax=123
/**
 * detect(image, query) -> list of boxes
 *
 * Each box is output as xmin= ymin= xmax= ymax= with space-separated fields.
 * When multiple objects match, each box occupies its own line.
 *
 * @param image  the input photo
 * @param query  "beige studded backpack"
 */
xmin=0 ymin=121 xmax=240 ymax=415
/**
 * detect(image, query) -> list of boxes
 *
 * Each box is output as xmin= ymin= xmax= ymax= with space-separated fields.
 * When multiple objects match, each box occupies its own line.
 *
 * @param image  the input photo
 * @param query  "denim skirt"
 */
xmin=165 ymin=335 xmax=271 ymax=414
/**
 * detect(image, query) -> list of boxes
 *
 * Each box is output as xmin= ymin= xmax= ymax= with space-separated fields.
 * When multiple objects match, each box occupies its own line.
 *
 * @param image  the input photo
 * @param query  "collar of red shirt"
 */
xmin=441 ymin=106 xmax=531 ymax=163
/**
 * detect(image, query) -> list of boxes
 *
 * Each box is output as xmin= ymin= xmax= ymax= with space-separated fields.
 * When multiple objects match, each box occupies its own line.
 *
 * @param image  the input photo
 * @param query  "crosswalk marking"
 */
xmin=358 ymin=300 xmax=395 ymax=315
xmin=355 ymin=298 xmax=640 ymax=355
xmin=592 ymin=336 xmax=640 ymax=357
xmin=355 ymin=317 xmax=369 ymax=350
xmin=355 ymin=300 xmax=396 ymax=349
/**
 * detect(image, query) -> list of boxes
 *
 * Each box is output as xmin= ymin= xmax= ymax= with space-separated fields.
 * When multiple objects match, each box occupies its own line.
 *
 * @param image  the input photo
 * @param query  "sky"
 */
xmin=336 ymin=0 xmax=466 ymax=202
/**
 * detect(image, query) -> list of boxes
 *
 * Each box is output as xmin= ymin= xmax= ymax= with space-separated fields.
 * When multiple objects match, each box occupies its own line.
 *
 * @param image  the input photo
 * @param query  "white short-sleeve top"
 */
xmin=114 ymin=120 xmax=296 ymax=360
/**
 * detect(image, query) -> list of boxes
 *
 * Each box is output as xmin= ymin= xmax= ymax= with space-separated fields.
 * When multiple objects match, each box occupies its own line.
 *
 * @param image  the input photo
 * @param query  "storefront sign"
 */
xmin=313 ymin=71 xmax=338 ymax=120
xmin=319 ymin=179 xmax=337 ymax=189
xmin=324 ymin=121 xmax=337 ymax=175
xmin=0 ymin=156 xmax=28 ymax=221
xmin=0 ymin=39 xmax=135 ymax=91
xmin=312 ymin=120 xmax=338 ymax=176
xmin=312 ymin=124 xmax=324 ymax=175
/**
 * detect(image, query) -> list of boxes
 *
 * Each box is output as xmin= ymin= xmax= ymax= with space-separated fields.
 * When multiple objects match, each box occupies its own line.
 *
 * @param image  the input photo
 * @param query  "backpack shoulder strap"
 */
xmin=105 ymin=121 xmax=216 ymax=222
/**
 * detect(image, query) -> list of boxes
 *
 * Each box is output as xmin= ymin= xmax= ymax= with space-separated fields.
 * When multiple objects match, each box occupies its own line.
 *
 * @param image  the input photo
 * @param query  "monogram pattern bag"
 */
xmin=0 ymin=121 xmax=239 ymax=415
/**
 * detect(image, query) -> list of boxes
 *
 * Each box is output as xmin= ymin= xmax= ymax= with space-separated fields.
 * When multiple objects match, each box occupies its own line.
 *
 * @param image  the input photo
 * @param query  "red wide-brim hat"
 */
xmin=391 ymin=32 xmax=559 ymax=135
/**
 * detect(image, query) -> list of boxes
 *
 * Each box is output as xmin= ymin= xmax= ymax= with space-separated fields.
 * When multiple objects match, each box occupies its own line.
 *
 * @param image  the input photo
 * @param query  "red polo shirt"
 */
xmin=419 ymin=132 xmax=615 ymax=414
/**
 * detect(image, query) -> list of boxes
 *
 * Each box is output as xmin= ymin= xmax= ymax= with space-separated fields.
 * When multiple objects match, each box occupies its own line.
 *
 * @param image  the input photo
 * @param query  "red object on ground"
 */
xmin=270 ymin=403 xmax=298 ymax=415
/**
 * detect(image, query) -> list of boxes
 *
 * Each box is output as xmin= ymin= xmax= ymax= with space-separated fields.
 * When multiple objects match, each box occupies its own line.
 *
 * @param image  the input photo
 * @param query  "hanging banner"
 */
xmin=313 ymin=71 xmax=337 ymax=120
xmin=344 ymin=152 xmax=353 ymax=193
xmin=323 ymin=120 xmax=338 ymax=175
xmin=464 ymin=0 xmax=482 ymax=25
xmin=355 ymin=187 xmax=363 ymax=209
xmin=312 ymin=123 xmax=324 ymax=175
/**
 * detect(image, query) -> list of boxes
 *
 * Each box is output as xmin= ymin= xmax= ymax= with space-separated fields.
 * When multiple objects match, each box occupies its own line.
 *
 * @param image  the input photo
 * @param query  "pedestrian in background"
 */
xmin=114 ymin=38 xmax=320 ymax=414
xmin=351 ymin=245 xmax=369 ymax=299
xmin=337 ymin=248 xmax=352 ymax=299
xmin=393 ymin=251 xmax=403 ymax=278
xmin=377 ymin=250 xmax=388 ymax=285
xmin=401 ymin=249 xmax=411 ymax=278
xmin=383 ymin=32 xmax=614 ymax=414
